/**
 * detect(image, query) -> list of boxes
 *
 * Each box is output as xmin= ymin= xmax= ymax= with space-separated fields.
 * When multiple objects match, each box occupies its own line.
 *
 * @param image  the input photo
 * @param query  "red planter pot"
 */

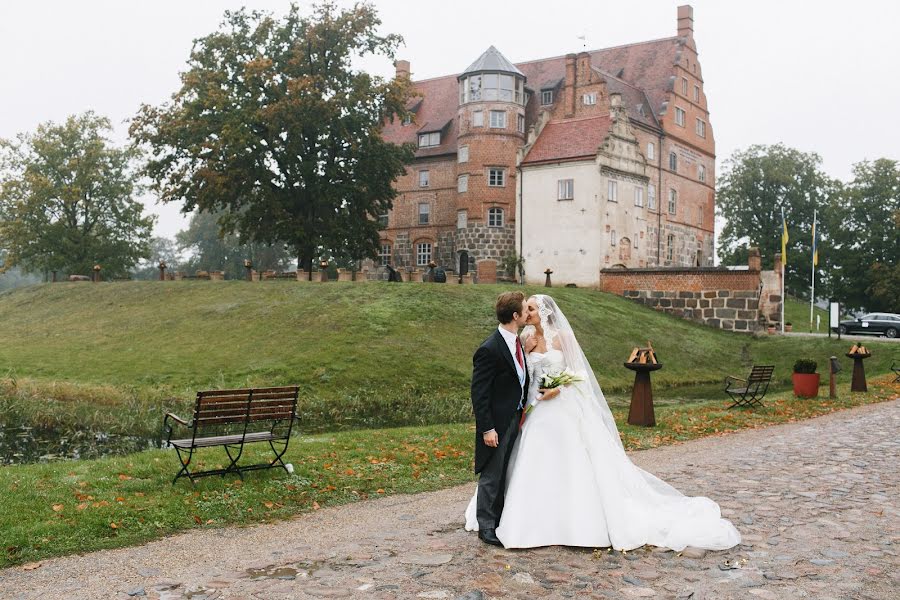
xmin=792 ymin=373 xmax=820 ymax=398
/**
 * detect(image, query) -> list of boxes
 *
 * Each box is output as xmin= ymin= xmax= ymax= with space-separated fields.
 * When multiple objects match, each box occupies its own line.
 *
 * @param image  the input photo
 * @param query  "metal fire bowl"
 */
xmin=845 ymin=353 xmax=871 ymax=360
xmin=624 ymin=362 xmax=664 ymax=373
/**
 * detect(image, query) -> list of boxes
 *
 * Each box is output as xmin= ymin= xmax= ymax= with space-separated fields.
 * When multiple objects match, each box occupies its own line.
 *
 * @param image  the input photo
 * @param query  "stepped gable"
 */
xmin=520 ymin=115 xmax=612 ymax=165
xmin=381 ymin=38 xmax=681 ymax=159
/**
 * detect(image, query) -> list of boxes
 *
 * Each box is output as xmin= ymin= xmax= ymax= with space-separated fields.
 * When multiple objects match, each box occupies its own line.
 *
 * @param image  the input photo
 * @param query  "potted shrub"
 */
xmin=785 ymin=322 xmax=793 ymax=332
xmin=792 ymin=359 xmax=820 ymax=398
xmin=767 ymin=323 xmax=776 ymax=335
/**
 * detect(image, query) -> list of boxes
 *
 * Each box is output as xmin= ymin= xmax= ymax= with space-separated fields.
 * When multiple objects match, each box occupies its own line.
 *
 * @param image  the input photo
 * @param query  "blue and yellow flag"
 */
xmin=781 ymin=207 xmax=788 ymax=266
xmin=812 ymin=211 xmax=818 ymax=267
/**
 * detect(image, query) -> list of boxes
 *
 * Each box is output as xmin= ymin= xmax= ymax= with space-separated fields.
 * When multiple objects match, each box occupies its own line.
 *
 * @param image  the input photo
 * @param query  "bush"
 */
xmin=793 ymin=359 xmax=818 ymax=374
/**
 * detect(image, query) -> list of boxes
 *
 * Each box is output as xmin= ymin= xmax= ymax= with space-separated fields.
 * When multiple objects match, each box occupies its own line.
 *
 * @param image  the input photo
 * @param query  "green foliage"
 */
xmin=793 ymin=358 xmax=818 ymax=374
xmin=822 ymin=159 xmax=900 ymax=312
xmin=716 ymin=144 xmax=838 ymax=295
xmin=175 ymin=210 xmax=293 ymax=280
xmin=0 ymin=113 xmax=154 ymax=278
xmin=131 ymin=237 xmax=183 ymax=280
xmin=130 ymin=3 xmax=415 ymax=272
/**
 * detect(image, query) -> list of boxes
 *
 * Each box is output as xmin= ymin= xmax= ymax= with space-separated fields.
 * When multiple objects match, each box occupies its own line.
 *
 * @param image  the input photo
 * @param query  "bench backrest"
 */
xmin=191 ymin=386 xmax=299 ymax=439
xmin=748 ymin=365 xmax=775 ymax=382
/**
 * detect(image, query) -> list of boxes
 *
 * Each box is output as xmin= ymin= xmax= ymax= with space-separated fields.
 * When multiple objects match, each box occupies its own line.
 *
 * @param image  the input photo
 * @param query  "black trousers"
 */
xmin=476 ymin=412 xmax=521 ymax=531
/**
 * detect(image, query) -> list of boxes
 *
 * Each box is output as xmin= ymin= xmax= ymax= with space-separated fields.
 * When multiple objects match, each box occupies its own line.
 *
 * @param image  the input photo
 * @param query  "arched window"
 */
xmin=488 ymin=207 xmax=504 ymax=227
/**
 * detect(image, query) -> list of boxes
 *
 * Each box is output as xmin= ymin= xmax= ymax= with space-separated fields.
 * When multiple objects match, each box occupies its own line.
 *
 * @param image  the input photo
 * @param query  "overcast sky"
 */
xmin=1 ymin=0 xmax=898 ymax=241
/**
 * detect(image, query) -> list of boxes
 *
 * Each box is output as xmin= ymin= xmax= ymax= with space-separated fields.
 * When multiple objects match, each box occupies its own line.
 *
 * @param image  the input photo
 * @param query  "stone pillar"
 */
xmin=747 ymin=247 xmax=761 ymax=271
xmin=337 ymin=269 xmax=353 ymax=282
xmin=209 ymin=271 xmax=225 ymax=281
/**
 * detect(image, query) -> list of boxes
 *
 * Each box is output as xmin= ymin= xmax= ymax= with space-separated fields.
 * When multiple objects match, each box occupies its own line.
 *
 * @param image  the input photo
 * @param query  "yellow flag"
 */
xmin=781 ymin=208 xmax=788 ymax=266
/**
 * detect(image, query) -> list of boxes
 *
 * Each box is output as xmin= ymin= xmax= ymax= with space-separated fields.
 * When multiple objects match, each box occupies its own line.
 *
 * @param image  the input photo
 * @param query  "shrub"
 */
xmin=793 ymin=359 xmax=817 ymax=374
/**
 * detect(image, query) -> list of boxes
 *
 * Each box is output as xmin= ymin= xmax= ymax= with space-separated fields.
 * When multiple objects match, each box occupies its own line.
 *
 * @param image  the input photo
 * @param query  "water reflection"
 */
xmin=0 ymin=421 xmax=161 ymax=465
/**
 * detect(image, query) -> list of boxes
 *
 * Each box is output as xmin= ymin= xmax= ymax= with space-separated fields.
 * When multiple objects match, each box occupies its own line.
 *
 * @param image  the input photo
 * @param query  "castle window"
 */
xmin=402 ymin=115 xmax=412 ymax=126
xmin=468 ymin=75 xmax=483 ymax=102
xmin=378 ymin=212 xmax=388 ymax=228
xmin=610 ymin=230 xmax=617 ymax=246
xmin=489 ymin=110 xmax=507 ymax=128
xmin=608 ymin=180 xmax=618 ymax=202
xmin=379 ymin=243 xmax=392 ymax=266
xmin=668 ymin=189 xmax=677 ymax=215
xmin=488 ymin=207 xmax=504 ymax=227
xmin=418 ymin=170 xmax=430 ymax=187
xmin=483 ymin=73 xmax=499 ymax=101
xmin=666 ymin=235 xmax=674 ymax=261
xmin=647 ymin=142 xmax=655 ymax=160
xmin=698 ymin=164 xmax=706 ymax=183
xmin=457 ymin=210 xmax=467 ymax=229
xmin=541 ymin=90 xmax=553 ymax=105
xmin=696 ymin=118 xmax=706 ymax=138
xmin=634 ymin=187 xmax=644 ymax=207
xmin=517 ymin=114 xmax=525 ymax=133
xmin=499 ymin=74 xmax=515 ymax=102
xmin=457 ymin=174 xmax=468 ymax=193
xmin=418 ymin=203 xmax=430 ymax=225
xmin=472 ymin=110 xmax=484 ymax=127
xmin=488 ymin=168 xmax=505 ymax=187
xmin=682 ymin=77 xmax=688 ymax=95
xmin=558 ymin=179 xmax=574 ymax=201
xmin=648 ymin=184 xmax=657 ymax=210
xmin=693 ymin=85 xmax=700 ymax=102
xmin=583 ymin=93 xmax=597 ymax=106
xmin=458 ymin=145 xmax=469 ymax=163
xmin=418 ymin=132 xmax=440 ymax=147
xmin=674 ymin=107 xmax=685 ymax=126
xmin=634 ymin=232 xmax=639 ymax=249
xmin=669 ymin=152 xmax=677 ymax=172
xmin=416 ymin=242 xmax=432 ymax=266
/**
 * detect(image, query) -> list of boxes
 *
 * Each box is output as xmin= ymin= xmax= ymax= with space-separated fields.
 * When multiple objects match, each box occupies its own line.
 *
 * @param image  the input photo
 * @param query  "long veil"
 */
xmin=527 ymin=294 xmax=685 ymax=499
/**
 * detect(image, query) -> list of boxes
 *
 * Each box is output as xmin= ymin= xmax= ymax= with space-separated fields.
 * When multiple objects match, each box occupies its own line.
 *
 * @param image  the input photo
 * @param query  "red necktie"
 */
xmin=515 ymin=337 xmax=524 ymax=370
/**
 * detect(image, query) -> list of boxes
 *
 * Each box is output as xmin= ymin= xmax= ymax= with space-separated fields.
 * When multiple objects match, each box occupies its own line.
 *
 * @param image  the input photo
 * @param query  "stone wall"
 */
xmin=623 ymin=288 xmax=761 ymax=333
xmin=600 ymin=266 xmax=775 ymax=333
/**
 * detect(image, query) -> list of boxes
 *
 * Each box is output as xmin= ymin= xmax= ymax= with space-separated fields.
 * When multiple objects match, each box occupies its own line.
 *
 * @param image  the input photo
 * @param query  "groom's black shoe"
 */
xmin=478 ymin=528 xmax=503 ymax=547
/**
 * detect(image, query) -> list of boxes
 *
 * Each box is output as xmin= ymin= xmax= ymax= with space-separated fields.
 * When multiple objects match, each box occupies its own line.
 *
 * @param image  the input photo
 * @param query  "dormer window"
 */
xmin=402 ymin=115 xmax=412 ymax=126
xmin=583 ymin=93 xmax=597 ymax=106
xmin=541 ymin=90 xmax=553 ymax=105
xmin=418 ymin=132 xmax=440 ymax=148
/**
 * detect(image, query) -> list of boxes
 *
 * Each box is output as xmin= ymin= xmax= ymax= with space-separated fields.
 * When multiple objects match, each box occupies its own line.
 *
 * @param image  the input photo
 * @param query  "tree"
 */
xmin=176 ymin=210 xmax=292 ymax=279
xmin=130 ymin=3 xmax=414 ymax=279
xmin=823 ymin=159 xmax=900 ymax=312
xmin=716 ymin=144 xmax=838 ymax=296
xmin=0 ymin=113 xmax=153 ymax=278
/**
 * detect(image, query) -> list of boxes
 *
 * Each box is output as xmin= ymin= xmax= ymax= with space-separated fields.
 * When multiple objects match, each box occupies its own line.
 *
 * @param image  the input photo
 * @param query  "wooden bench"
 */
xmin=892 ymin=360 xmax=900 ymax=383
xmin=725 ymin=365 xmax=775 ymax=409
xmin=163 ymin=386 xmax=300 ymax=484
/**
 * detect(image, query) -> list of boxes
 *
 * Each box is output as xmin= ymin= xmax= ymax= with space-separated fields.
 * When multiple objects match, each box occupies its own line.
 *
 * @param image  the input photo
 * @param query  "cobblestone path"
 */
xmin=2 ymin=400 xmax=897 ymax=600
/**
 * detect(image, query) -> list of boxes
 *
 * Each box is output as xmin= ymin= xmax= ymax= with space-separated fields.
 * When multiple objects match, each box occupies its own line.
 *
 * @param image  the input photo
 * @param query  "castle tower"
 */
xmin=455 ymin=47 xmax=526 ymax=282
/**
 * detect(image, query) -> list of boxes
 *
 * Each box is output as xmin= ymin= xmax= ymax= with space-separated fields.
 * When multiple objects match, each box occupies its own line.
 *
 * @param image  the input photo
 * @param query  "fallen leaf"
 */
xmin=51 ymin=504 xmax=64 ymax=512
xmin=76 ymin=503 xmax=88 ymax=511
xmin=344 ymin=468 xmax=355 ymax=475
xmin=22 ymin=562 xmax=42 ymax=571
xmin=118 ymin=474 xmax=132 ymax=481
xmin=115 ymin=497 xmax=125 ymax=503
xmin=312 ymin=501 xmax=320 ymax=510
xmin=264 ymin=501 xmax=274 ymax=509
xmin=109 ymin=522 xmax=118 ymax=529
xmin=206 ymin=519 xmax=214 ymax=524
xmin=376 ymin=489 xmax=385 ymax=494
xmin=193 ymin=515 xmax=202 ymax=524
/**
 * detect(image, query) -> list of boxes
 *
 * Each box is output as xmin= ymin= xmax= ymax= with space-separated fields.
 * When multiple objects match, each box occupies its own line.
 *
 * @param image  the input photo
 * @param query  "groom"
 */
xmin=471 ymin=291 xmax=529 ymax=546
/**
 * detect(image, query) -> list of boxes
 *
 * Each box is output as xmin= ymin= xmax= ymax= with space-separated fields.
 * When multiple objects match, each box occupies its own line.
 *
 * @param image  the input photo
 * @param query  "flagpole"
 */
xmin=781 ymin=207 xmax=786 ymax=334
xmin=809 ymin=209 xmax=816 ymax=333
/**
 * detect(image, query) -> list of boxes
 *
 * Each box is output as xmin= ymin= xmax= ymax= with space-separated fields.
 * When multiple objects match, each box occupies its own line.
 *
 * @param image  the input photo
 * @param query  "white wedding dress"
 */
xmin=465 ymin=295 xmax=741 ymax=551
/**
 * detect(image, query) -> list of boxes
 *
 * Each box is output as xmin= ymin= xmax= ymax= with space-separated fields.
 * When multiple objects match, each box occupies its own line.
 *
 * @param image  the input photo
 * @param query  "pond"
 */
xmin=0 ymin=420 xmax=161 ymax=466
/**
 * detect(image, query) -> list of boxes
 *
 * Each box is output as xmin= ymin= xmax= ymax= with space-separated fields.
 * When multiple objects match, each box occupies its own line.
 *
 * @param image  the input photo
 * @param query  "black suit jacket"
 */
xmin=471 ymin=329 xmax=529 ymax=473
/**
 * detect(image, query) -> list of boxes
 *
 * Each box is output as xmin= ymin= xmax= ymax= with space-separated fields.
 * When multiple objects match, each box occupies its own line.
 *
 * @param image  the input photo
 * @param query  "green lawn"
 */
xmin=0 ymin=281 xmax=897 ymax=434
xmin=784 ymin=295 xmax=829 ymax=332
xmin=2 ymin=378 xmax=896 ymax=568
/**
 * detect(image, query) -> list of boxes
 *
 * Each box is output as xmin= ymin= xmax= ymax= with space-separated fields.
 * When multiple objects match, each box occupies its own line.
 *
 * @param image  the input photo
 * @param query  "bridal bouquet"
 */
xmin=524 ymin=368 xmax=586 ymax=414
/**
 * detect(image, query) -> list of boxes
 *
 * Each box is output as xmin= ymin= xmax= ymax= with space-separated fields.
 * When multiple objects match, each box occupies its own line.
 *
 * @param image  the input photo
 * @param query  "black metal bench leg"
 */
xmin=222 ymin=443 xmax=245 ymax=479
xmin=172 ymin=446 xmax=195 ymax=485
xmin=267 ymin=438 xmax=290 ymax=472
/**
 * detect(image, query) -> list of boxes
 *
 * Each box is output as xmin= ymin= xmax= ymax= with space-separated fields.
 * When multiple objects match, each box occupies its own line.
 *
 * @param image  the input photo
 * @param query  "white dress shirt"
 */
xmin=484 ymin=326 xmax=526 ymax=435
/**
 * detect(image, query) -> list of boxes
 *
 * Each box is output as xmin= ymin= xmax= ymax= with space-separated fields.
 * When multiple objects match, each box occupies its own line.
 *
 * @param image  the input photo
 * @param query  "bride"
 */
xmin=465 ymin=294 xmax=741 ymax=551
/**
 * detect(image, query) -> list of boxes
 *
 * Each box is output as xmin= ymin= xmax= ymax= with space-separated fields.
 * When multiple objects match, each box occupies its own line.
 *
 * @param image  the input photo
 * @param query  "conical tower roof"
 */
xmin=459 ymin=46 xmax=525 ymax=79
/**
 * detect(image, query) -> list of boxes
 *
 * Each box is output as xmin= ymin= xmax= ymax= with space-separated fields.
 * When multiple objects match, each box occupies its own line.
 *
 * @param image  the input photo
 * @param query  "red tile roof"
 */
xmin=520 ymin=115 xmax=611 ymax=165
xmin=381 ymin=37 xmax=680 ymax=160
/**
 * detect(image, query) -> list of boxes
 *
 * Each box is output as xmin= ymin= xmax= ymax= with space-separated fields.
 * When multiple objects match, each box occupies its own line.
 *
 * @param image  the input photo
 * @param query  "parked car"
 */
xmin=834 ymin=313 xmax=900 ymax=338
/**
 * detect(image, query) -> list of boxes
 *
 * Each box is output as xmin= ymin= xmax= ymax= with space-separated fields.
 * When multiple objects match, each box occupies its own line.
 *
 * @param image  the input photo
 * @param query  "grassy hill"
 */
xmin=1 ymin=281 xmax=895 ymax=433
xmin=784 ymin=296 xmax=829 ymax=332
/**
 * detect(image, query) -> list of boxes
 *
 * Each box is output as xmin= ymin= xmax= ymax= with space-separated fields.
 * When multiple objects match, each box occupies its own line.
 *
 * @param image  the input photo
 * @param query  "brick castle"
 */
xmin=380 ymin=5 xmax=714 ymax=286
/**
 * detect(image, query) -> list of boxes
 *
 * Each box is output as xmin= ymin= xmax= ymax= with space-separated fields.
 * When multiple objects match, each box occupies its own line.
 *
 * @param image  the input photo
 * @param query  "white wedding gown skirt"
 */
xmin=465 ymin=351 xmax=741 ymax=551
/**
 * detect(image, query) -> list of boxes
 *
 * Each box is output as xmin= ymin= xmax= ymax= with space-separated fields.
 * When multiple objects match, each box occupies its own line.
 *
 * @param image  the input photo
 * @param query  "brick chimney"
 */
xmin=748 ymin=247 xmax=761 ymax=271
xmin=564 ymin=53 xmax=576 ymax=117
xmin=394 ymin=60 xmax=410 ymax=79
xmin=677 ymin=5 xmax=694 ymax=39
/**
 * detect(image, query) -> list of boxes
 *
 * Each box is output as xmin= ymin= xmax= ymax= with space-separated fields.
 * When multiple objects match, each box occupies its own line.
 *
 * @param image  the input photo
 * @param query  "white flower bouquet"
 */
xmin=524 ymin=367 xmax=585 ymax=414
